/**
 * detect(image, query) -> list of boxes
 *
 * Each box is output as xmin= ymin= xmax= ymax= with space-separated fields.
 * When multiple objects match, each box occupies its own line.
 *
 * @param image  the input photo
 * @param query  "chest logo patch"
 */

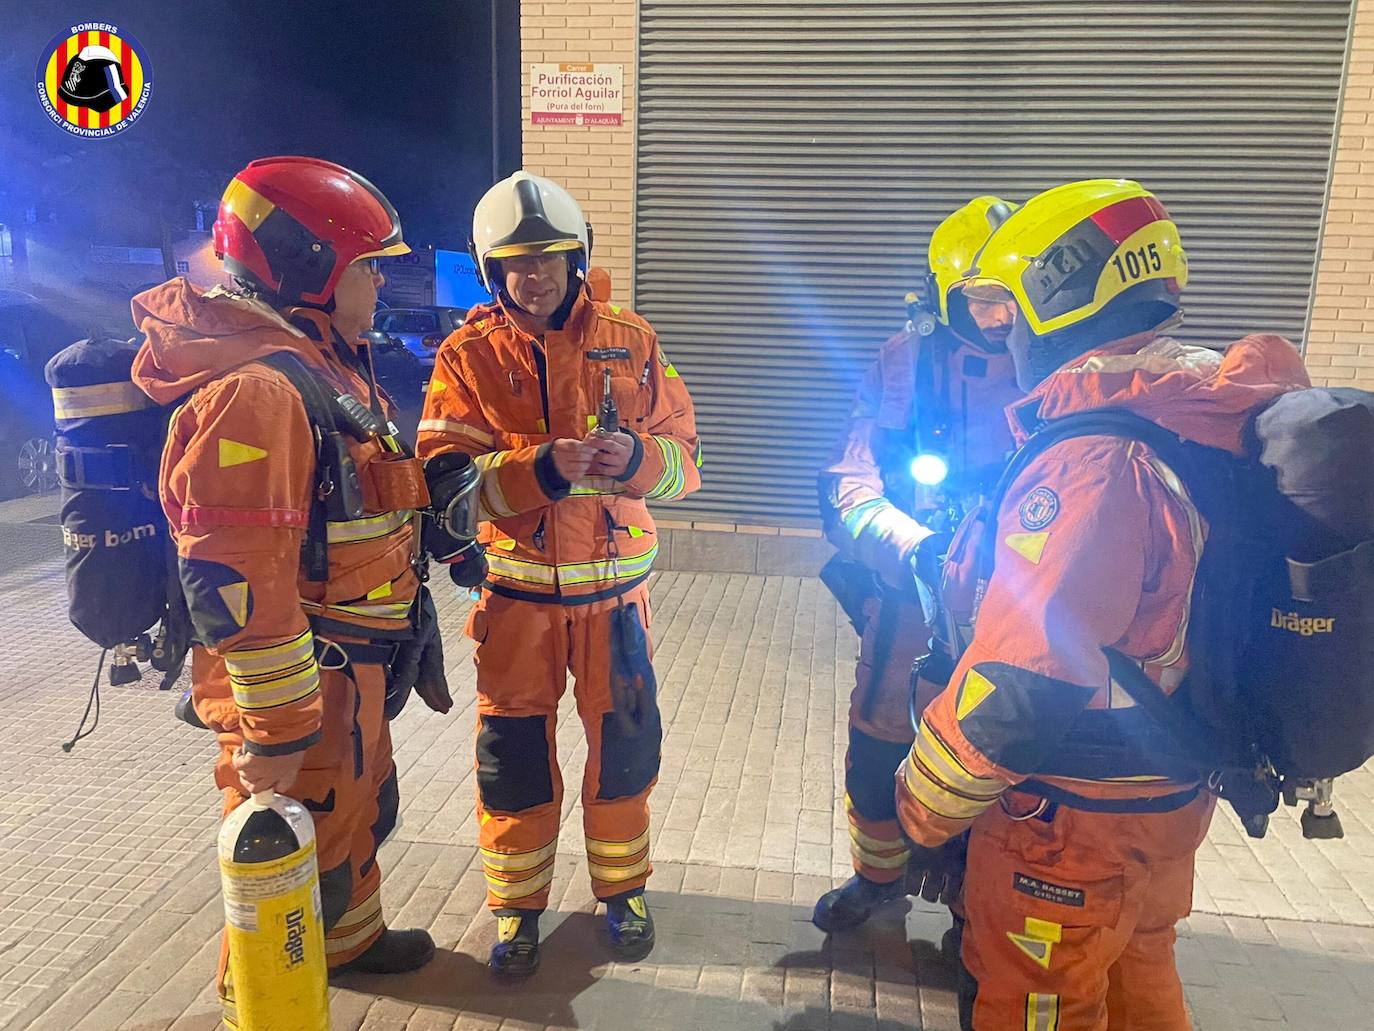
xmin=1018 ymin=486 xmax=1060 ymax=530
xmin=586 ymin=347 xmax=632 ymax=362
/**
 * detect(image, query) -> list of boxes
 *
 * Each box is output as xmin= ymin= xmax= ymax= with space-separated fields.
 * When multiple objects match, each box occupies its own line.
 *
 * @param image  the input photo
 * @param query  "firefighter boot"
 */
xmin=490 ymin=909 xmax=541 ymax=978
xmin=605 ymin=889 xmax=655 ymax=961
xmin=811 ymin=874 xmax=905 ymax=933
xmin=331 ymin=928 xmax=436 ymax=976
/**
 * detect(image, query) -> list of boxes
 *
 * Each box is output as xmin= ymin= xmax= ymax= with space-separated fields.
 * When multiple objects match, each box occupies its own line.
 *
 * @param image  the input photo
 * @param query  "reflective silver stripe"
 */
xmin=51 ymin=380 xmax=154 ymax=420
xmin=416 ymin=417 xmax=494 ymax=446
xmin=486 ymin=551 xmax=557 ymax=585
xmin=558 ymin=543 xmax=658 ymax=586
xmin=1027 ymin=993 xmax=1060 ymax=1031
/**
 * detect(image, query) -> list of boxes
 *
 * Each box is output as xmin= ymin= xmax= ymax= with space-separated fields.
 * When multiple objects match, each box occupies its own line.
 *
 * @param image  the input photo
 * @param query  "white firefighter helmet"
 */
xmin=470 ymin=171 xmax=592 ymax=292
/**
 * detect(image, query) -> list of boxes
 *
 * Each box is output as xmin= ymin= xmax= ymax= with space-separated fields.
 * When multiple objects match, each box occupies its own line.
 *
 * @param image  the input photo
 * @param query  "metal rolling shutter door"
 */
xmin=635 ymin=0 xmax=1351 ymax=525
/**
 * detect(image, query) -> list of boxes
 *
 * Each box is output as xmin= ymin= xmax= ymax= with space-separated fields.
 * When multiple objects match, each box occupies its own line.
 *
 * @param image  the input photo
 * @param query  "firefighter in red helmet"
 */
xmin=132 ymin=156 xmax=452 ymax=1021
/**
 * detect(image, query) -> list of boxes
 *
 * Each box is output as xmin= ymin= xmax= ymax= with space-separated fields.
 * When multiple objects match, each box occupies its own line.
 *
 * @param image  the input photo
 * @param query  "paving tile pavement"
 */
xmin=1 ymin=495 xmax=1373 ymax=1029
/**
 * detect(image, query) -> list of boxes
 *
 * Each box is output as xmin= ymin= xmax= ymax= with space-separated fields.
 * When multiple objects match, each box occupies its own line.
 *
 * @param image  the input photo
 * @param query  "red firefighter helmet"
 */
xmin=212 ymin=156 xmax=409 ymax=306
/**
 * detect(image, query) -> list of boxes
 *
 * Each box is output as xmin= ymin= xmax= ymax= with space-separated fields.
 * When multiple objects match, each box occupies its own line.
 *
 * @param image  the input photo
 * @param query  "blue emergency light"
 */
xmin=910 ymin=453 xmax=950 ymax=487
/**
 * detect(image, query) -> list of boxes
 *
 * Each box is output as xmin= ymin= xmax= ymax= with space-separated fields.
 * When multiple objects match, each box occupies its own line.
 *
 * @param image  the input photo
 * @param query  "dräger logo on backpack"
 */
xmin=63 ymin=523 xmax=158 ymax=551
xmin=1271 ymin=609 xmax=1336 ymax=636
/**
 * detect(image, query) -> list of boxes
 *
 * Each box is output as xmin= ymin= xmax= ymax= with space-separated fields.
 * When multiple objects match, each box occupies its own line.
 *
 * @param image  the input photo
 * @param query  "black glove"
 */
xmin=903 ymin=831 xmax=968 ymax=906
xmin=909 ymin=531 xmax=953 ymax=625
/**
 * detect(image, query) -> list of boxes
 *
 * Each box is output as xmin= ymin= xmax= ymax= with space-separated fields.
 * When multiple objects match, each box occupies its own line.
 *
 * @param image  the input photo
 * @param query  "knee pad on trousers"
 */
xmin=477 ymin=714 xmax=555 ymax=812
xmin=319 ymin=860 xmax=352 ymax=932
xmin=596 ymin=708 xmax=662 ymax=800
xmin=846 ymin=727 xmax=912 ymax=821
xmin=361 ymin=766 xmax=400 ymax=879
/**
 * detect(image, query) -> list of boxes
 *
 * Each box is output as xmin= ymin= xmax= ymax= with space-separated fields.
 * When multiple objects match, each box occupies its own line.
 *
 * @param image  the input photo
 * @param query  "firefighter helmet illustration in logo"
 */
xmin=37 ymin=24 xmax=153 ymax=137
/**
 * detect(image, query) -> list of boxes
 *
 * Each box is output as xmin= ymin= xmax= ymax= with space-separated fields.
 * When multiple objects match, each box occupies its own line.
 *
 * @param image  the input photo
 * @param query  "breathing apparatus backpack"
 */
xmin=44 ymin=334 xmax=429 ymax=745
xmin=979 ymin=387 xmax=1374 ymax=839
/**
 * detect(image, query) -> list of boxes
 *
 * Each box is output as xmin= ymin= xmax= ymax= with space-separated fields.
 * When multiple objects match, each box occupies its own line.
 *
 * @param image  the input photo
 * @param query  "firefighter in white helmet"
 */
xmin=417 ymin=171 xmax=701 ymax=976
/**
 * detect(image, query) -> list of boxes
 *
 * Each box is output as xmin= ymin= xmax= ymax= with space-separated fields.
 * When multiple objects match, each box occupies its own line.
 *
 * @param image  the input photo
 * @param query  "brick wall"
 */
xmin=520 ymin=0 xmax=639 ymax=304
xmin=1307 ymin=1 xmax=1374 ymax=388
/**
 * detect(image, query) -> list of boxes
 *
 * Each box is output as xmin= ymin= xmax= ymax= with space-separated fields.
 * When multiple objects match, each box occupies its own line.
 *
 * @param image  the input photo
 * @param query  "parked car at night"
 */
xmin=0 ymin=291 xmax=81 ymax=500
xmin=371 ymin=306 xmax=467 ymax=367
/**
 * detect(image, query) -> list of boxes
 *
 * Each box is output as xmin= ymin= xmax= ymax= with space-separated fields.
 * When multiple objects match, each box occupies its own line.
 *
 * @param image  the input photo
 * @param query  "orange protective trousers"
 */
xmin=958 ymin=792 xmax=1214 ymax=1030
xmin=465 ymin=584 xmax=659 ymax=910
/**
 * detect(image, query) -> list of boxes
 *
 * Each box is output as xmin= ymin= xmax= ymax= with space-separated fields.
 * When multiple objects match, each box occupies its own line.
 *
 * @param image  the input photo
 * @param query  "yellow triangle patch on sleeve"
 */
xmin=1005 ymin=531 xmax=1050 ymax=565
xmin=218 ymin=439 xmax=268 ymax=468
xmin=956 ymin=668 xmax=998 ymax=721
xmin=366 ymin=581 xmax=394 ymax=601
xmin=429 ymin=378 xmax=447 ymax=394
xmin=216 ymin=582 xmax=250 ymax=628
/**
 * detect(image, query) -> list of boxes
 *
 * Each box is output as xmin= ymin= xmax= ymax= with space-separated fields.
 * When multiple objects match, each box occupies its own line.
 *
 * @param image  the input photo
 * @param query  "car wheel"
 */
xmin=17 ymin=436 xmax=58 ymax=494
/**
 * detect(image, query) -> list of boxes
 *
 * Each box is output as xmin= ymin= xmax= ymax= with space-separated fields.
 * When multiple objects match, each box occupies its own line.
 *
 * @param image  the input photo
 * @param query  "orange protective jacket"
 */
xmin=897 ymin=333 xmax=1311 ymax=845
xmin=132 ymin=280 xmax=426 ymax=757
xmin=820 ymin=327 xmax=1021 ymax=589
xmin=415 ymin=276 xmax=699 ymax=601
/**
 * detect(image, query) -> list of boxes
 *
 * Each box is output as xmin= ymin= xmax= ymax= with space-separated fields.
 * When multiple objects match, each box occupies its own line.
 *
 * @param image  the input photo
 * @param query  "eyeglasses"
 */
xmin=354 ymin=257 xmax=382 ymax=275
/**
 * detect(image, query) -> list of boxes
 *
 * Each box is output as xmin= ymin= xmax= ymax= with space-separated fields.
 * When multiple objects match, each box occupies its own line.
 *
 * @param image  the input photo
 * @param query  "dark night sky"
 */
xmin=0 ymin=0 xmax=521 ymax=249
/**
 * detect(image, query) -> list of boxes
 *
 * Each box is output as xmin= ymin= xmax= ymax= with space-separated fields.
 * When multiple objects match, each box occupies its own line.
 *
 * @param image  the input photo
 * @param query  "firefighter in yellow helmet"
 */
xmin=896 ymin=180 xmax=1307 ymax=1028
xmin=813 ymin=197 xmax=1024 ymax=936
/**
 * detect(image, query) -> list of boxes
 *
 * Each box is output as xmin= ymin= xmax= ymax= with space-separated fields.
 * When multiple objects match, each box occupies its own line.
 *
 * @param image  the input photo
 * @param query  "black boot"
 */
xmin=490 ymin=909 xmax=541 ymax=978
xmin=330 ymin=928 xmax=435 ymax=977
xmin=604 ymin=890 xmax=655 ymax=961
xmin=811 ymin=874 xmax=905 ymax=933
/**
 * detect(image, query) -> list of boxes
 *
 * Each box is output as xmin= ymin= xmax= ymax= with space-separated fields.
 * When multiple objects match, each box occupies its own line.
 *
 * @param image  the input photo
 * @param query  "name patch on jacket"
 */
xmin=586 ymin=347 xmax=632 ymax=362
xmin=1013 ymin=873 xmax=1085 ymax=907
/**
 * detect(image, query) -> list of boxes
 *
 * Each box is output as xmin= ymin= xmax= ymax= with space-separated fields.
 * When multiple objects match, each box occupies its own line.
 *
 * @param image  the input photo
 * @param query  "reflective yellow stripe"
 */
xmin=1140 ymin=454 xmax=1205 ymax=666
xmin=51 ymin=380 xmax=155 ymax=420
xmin=646 ymin=436 xmax=686 ymax=500
xmin=588 ymin=854 xmax=651 ymax=884
xmin=481 ymin=841 xmax=557 ymax=873
xmin=486 ymin=552 xmax=557 ymax=585
xmin=569 ymin=476 xmax=627 ymax=496
xmin=475 ymin=451 xmax=518 ymax=519
xmin=225 ymin=631 xmax=320 ymax=710
xmin=328 ymin=600 xmax=412 ymax=620
xmin=325 ymin=894 xmax=384 ymax=955
xmin=416 ymin=417 xmax=494 ymax=447
xmin=902 ymin=752 xmax=997 ymax=822
xmin=847 ymin=823 xmax=908 ymax=858
xmin=325 ymin=509 xmax=411 ymax=544
xmin=913 ymin=722 xmax=1004 ymax=801
xmin=558 ymin=544 xmax=658 ymax=586
xmin=586 ymin=828 xmax=650 ymax=859
xmin=485 ymin=864 xmax=554 ymax=901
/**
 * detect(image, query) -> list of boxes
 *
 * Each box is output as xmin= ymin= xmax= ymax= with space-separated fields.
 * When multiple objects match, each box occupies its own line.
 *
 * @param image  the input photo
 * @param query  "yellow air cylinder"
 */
xmin=217 ymin=790 xmax=329 ymax=1031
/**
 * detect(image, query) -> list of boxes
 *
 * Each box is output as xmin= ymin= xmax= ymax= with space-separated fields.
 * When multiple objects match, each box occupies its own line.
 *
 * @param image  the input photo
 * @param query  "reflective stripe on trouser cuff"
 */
xmin=485 ymin=861 xmax=555 ymax=902
xmin=1027 ymin=993 xmax=1061 ymax=1031
xmin=225 ymin=631 xmax=320 ymax=710
xmin=589 ymin=854 xmax=651 ymax=884
xmin=586 ymin=828 xmax=650 ymax=860
xmin=481 ymin=840 xmax=558 ymax=873
xmin=326 ymin=888 xmax=384 ymax=959
xmin=848 ymin=823 xmax=910 ymax=870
